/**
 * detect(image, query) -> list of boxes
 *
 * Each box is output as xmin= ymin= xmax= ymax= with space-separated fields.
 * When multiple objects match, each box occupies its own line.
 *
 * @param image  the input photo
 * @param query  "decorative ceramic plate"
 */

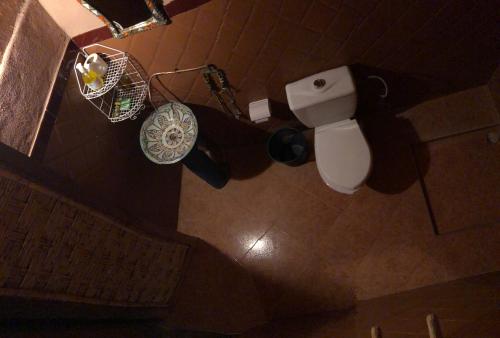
xmin=140 ymin=102 xmax=198 ymax=164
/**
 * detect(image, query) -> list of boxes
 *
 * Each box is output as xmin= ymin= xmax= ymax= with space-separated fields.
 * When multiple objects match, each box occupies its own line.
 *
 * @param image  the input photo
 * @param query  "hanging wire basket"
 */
xmin=74 ymin=44 xmax=147 ymax=122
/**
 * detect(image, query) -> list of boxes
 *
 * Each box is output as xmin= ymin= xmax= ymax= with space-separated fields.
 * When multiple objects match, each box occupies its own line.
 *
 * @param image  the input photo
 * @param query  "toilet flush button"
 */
xmin=313 ymin=79 xmax=326 ymax=89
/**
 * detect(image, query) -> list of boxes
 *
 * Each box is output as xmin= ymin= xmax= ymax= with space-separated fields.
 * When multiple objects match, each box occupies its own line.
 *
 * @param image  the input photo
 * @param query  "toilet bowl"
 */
xmin=315 ymin=119 xmax=371 ymax=194
xmin=285 ymin=66 xmax=372 ymax=194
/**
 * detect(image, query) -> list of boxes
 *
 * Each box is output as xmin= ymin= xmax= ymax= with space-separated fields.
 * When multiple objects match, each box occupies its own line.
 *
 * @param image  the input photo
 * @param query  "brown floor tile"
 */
xmin=423 ymin=226 xmax=500 ymax=282
xmin=316 ymin=186 xmax=403 ymax=264
xmin=273 ymin=204 xmax=344 ymax=253
xmin=354 ymin=240 xmax=431 ymax=301
xmin=267 ymin=160 xmax=352 ymax=211
xmin=178 ymin=118 xmax=500 ymax=316
xmin=222 ymin=168 xmax=322 ymax=226
xmin=164 ymin=241 xmax=267 ymax=333
xmin=128 ymin=27 xmax=167 ymax=71
xmin=178 ymin=169 xmax=272 ymax=259
xmin=240 ymin=226 xmax=314 ymax=279
xmin=401 ymin=86 xmax=500 ymax=142
xmin=37 ymin=0 xmax=500 ymax=323
xmin=273 ymin=258 xmax=356 ymax=317
xmin=239 ymin=226 xmax=319 ymax=316
xmin=301 ymin=1 xmax=337 ymax=33
xmin=415 ymin=126 xmax=500 ymax=233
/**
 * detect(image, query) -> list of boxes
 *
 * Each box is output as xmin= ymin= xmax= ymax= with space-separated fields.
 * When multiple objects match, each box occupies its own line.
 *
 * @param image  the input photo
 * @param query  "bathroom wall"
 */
xmin=37 ymin=0 xmax=176 ymax=39
xmin=0 ymin=0 xmax=69 ymax=154
xmin=95 ymin=0 xmax=499 ymax=115
xmin=242 ymin=272 xmax=500 ymax=338
xmin=37 ymin=0 xmax=105 ymax=38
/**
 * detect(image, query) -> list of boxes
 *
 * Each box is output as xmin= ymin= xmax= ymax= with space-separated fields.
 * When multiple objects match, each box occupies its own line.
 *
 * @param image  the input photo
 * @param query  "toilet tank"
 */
xmin=285 ymin=66 xmax=357 ymax=128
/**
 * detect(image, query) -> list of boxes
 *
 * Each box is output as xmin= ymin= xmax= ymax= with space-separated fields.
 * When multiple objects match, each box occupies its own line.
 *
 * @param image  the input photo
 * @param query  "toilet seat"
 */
xmin=314 ymin=119 xmax=371 ymax=194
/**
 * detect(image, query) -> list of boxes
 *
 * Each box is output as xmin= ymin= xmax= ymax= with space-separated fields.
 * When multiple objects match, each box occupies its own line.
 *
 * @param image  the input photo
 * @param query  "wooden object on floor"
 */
xmin=371 ymin=314 xmax=444 ymax=338
xmin=371 ymin=326 xmax=382 ymax=338
xmin=426 ymin=314 xmax=443 ymax=338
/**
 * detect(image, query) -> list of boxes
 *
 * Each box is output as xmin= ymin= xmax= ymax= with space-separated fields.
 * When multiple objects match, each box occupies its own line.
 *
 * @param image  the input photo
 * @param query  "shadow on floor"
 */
xmin=350 ymin=64 xmax=432 ymax=194
xmin=248 ymin=271 xmax=357 ymax=321
xmin=188 ymin=103 xmax=274 ymax=180
xmin=186 ymin=63 xmax=438 ymax=193
xmin=163 ymin=240 xmax=268 ymax=333
xmin=187 ymin=64 xmax=439 ymax=194
xmin=242 ymin=310 xmax=355 ymax=338
xmin=168 ymin=239 xmax=356 ymax=330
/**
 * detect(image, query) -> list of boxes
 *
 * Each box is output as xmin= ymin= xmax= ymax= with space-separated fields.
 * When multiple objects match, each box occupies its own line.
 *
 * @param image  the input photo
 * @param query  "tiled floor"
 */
xmin=37 ymin=46 xmax=500 ymax=322
xmin=37 ymin=54 xmax=500 ymax=320
xmin=415 ymin=126 xmax=500 ymax=234
xmin=177 ymin=86 xmax=500 ymax=318
xmin=38 ymin=60 xmax=500 ymax=320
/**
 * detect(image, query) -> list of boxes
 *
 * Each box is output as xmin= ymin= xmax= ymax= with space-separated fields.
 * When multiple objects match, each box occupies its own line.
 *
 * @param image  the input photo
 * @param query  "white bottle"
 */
xmin=84 ymin=53 xmax=108 ymax=77
xmin=76 ymin=63 xmax=104 ymax=91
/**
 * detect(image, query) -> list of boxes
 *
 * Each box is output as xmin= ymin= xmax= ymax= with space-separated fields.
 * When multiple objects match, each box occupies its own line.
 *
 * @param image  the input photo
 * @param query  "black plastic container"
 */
xmin=267 ymin=128 xmax=309 ymax=167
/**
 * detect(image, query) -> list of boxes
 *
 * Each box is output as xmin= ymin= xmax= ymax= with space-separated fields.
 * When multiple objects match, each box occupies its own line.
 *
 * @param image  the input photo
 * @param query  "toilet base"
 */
xmin=316 ymin=166 xmax=362 ymax=194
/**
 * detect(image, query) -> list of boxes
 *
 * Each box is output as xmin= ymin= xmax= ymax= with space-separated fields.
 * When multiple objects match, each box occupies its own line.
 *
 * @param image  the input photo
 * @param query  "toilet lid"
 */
xmin=315 ymin=119 xmax=371 ymax=190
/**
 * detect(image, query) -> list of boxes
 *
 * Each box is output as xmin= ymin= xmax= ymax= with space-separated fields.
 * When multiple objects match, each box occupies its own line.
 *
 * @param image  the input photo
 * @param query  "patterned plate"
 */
xmin=140 ymin=102 xmax=198 ymax=164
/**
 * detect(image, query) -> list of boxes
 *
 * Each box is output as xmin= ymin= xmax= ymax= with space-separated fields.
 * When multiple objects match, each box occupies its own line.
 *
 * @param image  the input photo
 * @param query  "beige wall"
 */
xmin=37 ymin=0 xmax=104 ymax=38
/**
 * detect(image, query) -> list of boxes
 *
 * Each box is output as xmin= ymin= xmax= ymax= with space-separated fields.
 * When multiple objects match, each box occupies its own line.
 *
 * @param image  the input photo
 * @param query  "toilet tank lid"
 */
xmin=286 ymin=66 xmax=356 ymax=112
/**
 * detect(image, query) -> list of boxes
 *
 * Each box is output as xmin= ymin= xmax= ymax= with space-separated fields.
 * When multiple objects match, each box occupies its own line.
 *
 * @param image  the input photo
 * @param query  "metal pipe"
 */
xmin=147 ymin=65 xmax=208 ymax=109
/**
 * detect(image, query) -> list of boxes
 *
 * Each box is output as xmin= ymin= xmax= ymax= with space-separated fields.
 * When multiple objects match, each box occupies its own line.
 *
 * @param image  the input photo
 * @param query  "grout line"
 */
xmin=377 ymin=0 xmax=452 ymax=70
xmin=410 ymin=144 xmax=439 ymax=236
xmin=238 ymin=222 xmax=275 ymax=262
xmin=265 ymin=163 xmax=352 ymax=214
xmin=221 ymin=0 xmax=260 ymax=93
xmin=204 ymin=0 xmax=232 ymax=63
xmin=145 ymin=24 xmax=171 ymax=76
xmin=232 ymin=1 xmax=258 ymax=54
xmin=166 ymin=9 xmax=202 ymax=94
xmin=435 ymin=221 xmax=500 ymax=237
xmin=357 ymin=1 xmax=418 ymax=63
xmin=400 ymin=1 xmax=479 ymax=71
xmin=416 ymin=123 xmax=500 ymax=145
xmin=185 ymin=0 xmax=232 ymax=100
xmin=331 ymin=0 xmax=383 ymax=56
xmin=245 ymin=1 xmax=315 ymax=87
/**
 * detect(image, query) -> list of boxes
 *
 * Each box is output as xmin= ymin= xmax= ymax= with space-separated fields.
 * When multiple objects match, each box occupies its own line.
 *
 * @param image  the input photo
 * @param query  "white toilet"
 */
xmin=285 ymin=66 xmax=372 ymax=194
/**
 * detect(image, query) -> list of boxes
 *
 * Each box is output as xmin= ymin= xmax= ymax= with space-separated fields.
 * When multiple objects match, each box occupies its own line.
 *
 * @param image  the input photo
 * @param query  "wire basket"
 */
xmin=74 ymin=44 xmax=147 ymax=122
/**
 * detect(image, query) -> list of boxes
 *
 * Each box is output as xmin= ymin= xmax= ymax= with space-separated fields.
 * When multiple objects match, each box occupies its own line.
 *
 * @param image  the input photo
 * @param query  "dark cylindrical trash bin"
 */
xmin=267 ymin=128 xmax=309 ymax=167
xmin=182 ymin=143 xmax=229 ymax=189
